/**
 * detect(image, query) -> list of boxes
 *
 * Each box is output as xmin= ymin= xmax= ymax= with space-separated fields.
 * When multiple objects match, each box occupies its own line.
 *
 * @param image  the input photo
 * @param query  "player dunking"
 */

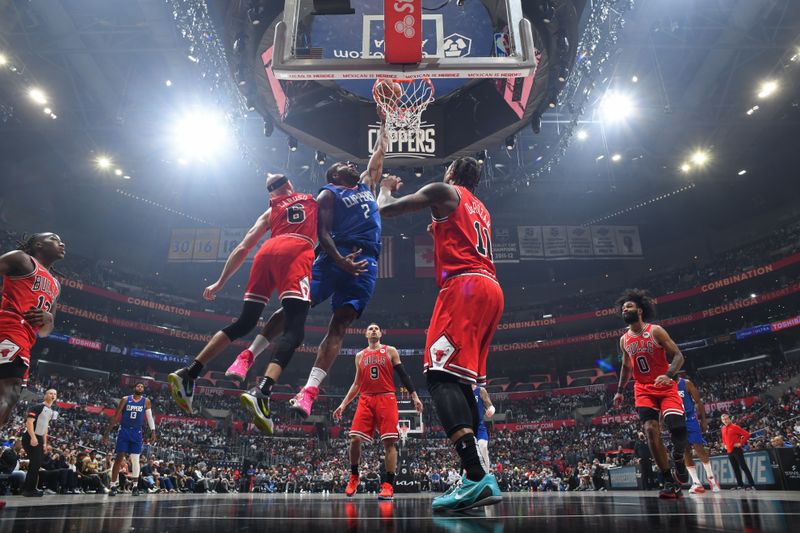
xmin=378 ymin=157 xmax=504 ymax=511
xmin=333 ymin=323 xmax=423 ymax=501
xmin=226 ymin=123 xmax=389 ymax=419
xmin=0 ymin=233 xmax=63 ymax=422
xmin=103 ymin=382 xmax=157 ymax=496
xmin=613 ymin=289 xmax=690 ymax=498
xmin=676 ymin=376 xmax=720 ymax=493
xmin=472 ymin=384 xmax=495 ymax=471
xmin=168 ymin=174 xmax=318 ymax=424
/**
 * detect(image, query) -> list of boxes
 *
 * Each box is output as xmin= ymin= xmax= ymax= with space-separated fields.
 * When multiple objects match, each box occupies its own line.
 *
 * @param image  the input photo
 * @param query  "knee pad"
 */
xmin=130 ymin=454 xmax=141 ymax=478
xmin=427 ymin=374 xmax=475 ymax=438
xmin=270 ymin=299 xmax=309 ymax=368
xmin=222 ymin=301 xmax=265 ymax=340
xmin=663 ymin=413 xmax=687 ymax=432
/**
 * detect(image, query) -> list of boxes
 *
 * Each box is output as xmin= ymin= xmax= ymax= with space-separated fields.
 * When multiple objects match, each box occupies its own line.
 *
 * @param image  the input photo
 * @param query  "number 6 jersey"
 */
xmin=430 ymin=185 xmax=497 ymax=287
xmin=268 ymin=192 xmax=318 ymax=245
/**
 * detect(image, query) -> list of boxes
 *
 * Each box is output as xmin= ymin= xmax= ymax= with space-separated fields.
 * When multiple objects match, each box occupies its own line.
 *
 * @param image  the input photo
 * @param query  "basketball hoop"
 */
xmin=399 ymin=424 xmax=410 ymax=447
xmin=373 ymin=77 xmax=434 ymax=134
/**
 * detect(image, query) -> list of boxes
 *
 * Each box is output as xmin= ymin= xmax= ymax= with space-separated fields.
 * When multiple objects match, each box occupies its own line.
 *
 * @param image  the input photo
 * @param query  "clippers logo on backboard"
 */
xmin=368 ymin=122 xmax=436 ymax=159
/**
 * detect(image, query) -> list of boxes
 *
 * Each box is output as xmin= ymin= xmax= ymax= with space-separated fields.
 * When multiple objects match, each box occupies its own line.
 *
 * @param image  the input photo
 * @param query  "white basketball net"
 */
xmin=399 ymin=425 xmax=410 ymax=445
xmin=373 ymin=77 xmax=435 ymax=133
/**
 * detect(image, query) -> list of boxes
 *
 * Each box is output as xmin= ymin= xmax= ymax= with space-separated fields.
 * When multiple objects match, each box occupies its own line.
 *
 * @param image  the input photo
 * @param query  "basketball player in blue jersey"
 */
xmin=676 ymin=377 xmax=720 ymax=493
xmin=103 ymin=382 xmax=157 ymax=496
xmin=471 ymin=384 xmax=496 ymax=472
xmin=230 ymin=122 xmax=390 ymax=419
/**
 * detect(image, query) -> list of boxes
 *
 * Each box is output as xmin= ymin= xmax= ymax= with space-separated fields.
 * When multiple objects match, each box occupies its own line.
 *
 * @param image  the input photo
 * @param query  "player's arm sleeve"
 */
xmin=145 ymin=408 xmax=155 ymax=431
xmin=393 ymin=363 xmax=416 ymax=394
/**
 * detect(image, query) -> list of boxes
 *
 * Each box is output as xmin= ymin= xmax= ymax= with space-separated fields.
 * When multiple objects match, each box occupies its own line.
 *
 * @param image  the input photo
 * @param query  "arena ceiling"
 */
xmin=0 ymin=0 xmax=799 ymax=264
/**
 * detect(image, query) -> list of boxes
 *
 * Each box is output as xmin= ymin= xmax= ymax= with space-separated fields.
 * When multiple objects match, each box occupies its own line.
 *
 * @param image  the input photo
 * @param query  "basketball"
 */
xmin=374 ymin=78 xmax=402 ymax=105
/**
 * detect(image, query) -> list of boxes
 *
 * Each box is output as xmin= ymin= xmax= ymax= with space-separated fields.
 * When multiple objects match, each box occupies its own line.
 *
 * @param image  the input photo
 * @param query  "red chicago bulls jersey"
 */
xmin=268 ymin=193 xmax=318 ymax=245
xmin=1 ymin=257 xmax=60 ymax=349
xmin=431 ymin=185 xmax=496 ymax=287
xmin=621 ymin=324 xmax=669 ymax=385
xmin=357 ymin=345 xmax=396 ymax=395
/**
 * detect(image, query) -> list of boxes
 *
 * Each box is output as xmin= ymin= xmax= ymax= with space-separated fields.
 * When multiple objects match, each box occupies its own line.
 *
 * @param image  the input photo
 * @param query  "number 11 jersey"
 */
xmin=430 ymin=185 xmax=497 ymax=287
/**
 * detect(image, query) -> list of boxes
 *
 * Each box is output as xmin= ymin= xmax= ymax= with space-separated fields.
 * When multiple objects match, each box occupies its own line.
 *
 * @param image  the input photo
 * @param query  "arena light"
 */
xmin=757 ymin=80 xmax=779 ymax=99
xmin=170 ymin=108 xmax=232 ymax=161
xmin=315 ymin=150 xmax=326 ymax=165
xmin=288 ymin=137 xmax=298 ymax=152
xmin=96 ymin=156 xmax=113 ymax=170
xmin=476 ymin=150 xmax=487 ymax=164
xmin=505 ymin=135 xmax=516 ymax=150
xmin=738 ymin=169 xmax=747 ymax=176
xmin=746 ymin=105 xmax=759 ymax=115
xmin=631 ymin=75 xmax=639 ymax=83
xmin=680 ymin=163 xmax=691 ymax=173
xmin=0 ymin=53 xmax=7 ymax=66
xmin=28 ymin=87 xmax=48 ymax=105
xmin=43 ymin=107 xmax=52 ymax=114
xmin=750 ymin=293 xmax=757 ymax=299
xmin=576 ymin=129 xmax=588 ymax=141
xmin=611 ymin=153 xmax=622 ymax=162
xmin=122 ymin=175 xmax=132 ymax=180
xmin=414 ymin=167 xmax=423 ymax=178
xmin=599 ymin=91 xmax=635 ymax=123
xmin=165 ymin=80 xmax=173 ymax=87
xmin=114 ymin=168 xmax=123 ymax=176
xmin=690 ymin=150 xmax=709 ymax=166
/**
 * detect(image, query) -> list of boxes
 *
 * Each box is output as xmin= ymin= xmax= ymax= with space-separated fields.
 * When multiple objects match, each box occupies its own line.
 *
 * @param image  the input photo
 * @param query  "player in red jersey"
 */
xmin=0 ymin=232 xmax=64 ymax=424
xmin=169 ymin=173 xmax=318 ymax=430
xmin=333 ymin=323 xmax=423 ymax=501
xmin=612 ymin=289 xmax=690 ymax=499
xmin=377 ymin=157 xmax=504 ymax=511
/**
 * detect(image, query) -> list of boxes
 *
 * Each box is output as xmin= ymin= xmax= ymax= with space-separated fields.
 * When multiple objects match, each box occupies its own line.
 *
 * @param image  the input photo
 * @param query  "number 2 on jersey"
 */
xmin=473 ymin=221 xmax=493 ymax=261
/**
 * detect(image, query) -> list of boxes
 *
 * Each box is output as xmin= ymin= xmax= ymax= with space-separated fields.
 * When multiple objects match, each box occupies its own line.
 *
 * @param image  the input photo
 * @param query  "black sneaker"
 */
xmin=240 ymin=387 xmax=274 ymax=435
xmin=169 ymin=367 xmax=195 ymax=414
xmin=672 ymin=460 xmax=690 ymax=485
xmin=132 ymin=487 xmax=140 ymax=496
xmin=22 ymin=490 xmax=44 ymax=497
xmin=110 ymin=486 xmax=118 ymax=497
xmin=659 ymin=481 xmax=682 ymax=499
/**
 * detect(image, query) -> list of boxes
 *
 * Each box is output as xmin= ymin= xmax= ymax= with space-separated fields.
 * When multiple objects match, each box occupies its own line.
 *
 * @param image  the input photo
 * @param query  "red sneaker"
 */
xmin=345 ymin=474 xmax=360 ymax=497
xmin=377 ymin=482 xmax=394 ymax=500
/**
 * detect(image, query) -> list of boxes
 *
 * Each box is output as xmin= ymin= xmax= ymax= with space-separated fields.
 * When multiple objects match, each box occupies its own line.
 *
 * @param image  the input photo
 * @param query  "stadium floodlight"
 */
xmin=690 ymin=150 xmax=709 ymax=166
xmin=288 ymin=137 xmax=298 ymax=152
xmin=0 ymin=54 xmax=7 ymax=66
xmin=315 ymin=150 xmax=326 ymax=165
xmin=738 ymin=169 xmax=747 ymax=176
xmin=599 ymin=91 xmax=635 ymax=123
xmin=680 ymin=163 xmax=691 ymax=173
xmin=28 ymin=87 xmax=48 ymax=105
xmin=757 ymin=80 xmax=778 ymax=99
xmin=114 ymin=169 xmax=123 ymax=176
xmin=170 ymin=108 xmax=232 ymax=161
xmin=96 ymin=156 xmax=113 ymax=170
xmin=414 ymin=167 xmax=423 ymax=178
xmin=611 ymin=153 xmax=622 ymax=162
xmin=505 ymin=135 xmax=516 ymax=150
xmin=576 ymin=129 xmax=588 ymax=141
xmin=631 ymin=75 xmax=639 ymax=83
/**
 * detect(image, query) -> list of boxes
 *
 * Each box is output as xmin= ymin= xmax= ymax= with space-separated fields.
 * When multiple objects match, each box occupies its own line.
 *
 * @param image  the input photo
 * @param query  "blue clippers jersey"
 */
xmin=677 ymin=379 xmax=696 ymax=418
xmin=321 ymin=183 xmax=381 ymax=257
xmin=121 ymin=395 xmax=146 ymax=429
xmin=474 ymin=386 xmax=485 ymax=424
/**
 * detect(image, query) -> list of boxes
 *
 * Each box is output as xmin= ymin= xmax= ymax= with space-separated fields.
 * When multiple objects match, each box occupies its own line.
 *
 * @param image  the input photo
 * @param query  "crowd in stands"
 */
xmin=1 ymin=357 xmax=797 ymax=497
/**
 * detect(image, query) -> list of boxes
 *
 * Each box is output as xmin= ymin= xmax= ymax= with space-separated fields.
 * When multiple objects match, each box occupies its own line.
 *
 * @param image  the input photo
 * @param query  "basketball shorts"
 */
xmin=686 ymin=415 xmax=707 ymax=445
xmin=349 ymin=394 xmax=399 ymax=444
xmin=634 ymin=381 xmax=685 ymax=420
xmin=115 ymin=426 xmax=144 ymax=454
xmin=311 ymin=246 xmax=378 ymax=317
xmin=424 ymin=273 xmax=504 ymax=385
xmin=244 ymin=235 xmax=314 ymax=305
xmin=476 ymin=422 xmax=489 ymax=442
xmin=0 ymin=315 xmax=34 ymax=387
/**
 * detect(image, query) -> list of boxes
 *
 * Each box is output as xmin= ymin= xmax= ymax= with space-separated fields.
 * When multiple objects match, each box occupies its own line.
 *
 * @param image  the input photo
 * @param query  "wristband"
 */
xmin=665 ymin=370 xmax=677 ymax=380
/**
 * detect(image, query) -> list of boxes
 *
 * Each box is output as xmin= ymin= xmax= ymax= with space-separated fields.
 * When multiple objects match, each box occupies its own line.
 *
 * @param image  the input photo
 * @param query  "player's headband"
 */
xmin=267 ymin=175 xmax=289 ymax=192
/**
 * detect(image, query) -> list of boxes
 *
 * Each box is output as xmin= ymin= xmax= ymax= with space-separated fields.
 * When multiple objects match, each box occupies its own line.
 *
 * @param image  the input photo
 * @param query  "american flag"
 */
xmin=295 ymin=47 xmax=324 ymax=59
xmin=378 ymin=236 xmax=394 ymax=278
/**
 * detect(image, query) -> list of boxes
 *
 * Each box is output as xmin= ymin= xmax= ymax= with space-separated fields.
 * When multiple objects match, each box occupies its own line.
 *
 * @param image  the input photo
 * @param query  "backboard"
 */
xmin=272 ymin=0 xmax=536 ymax=80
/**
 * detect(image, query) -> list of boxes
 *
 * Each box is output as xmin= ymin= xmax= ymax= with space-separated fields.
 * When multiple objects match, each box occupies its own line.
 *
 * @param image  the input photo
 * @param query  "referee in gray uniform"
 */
xmin=22 ymin=388 xmax=58 ymax=497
